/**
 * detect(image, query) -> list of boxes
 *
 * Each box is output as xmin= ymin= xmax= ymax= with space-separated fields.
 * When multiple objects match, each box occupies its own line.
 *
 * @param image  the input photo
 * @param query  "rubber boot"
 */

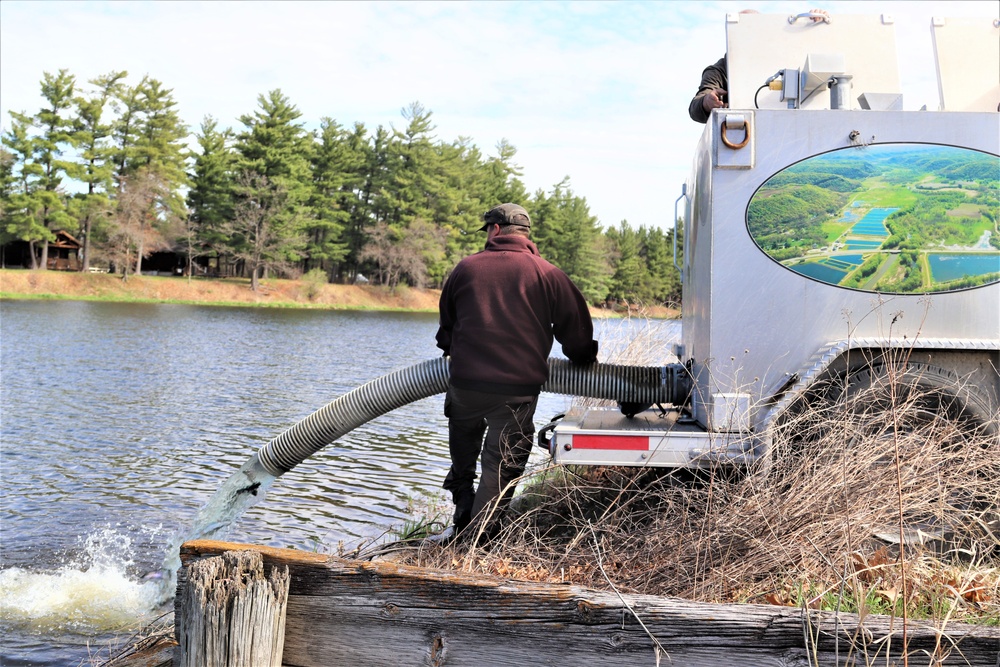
xmin=452 ymin=488 xmax=475 ymax=536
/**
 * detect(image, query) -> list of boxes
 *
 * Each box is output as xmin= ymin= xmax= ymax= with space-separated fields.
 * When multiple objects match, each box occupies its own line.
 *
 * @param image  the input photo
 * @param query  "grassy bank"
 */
xmin=0 ymin=269 xmax=680 ymax=318
xmin=0 ymin=269 xmax=441 ymax=312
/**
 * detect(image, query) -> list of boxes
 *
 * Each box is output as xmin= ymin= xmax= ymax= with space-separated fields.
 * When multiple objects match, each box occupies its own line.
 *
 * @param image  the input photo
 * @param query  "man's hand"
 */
xmin=701 ymin=89 xmax=727 ymax=113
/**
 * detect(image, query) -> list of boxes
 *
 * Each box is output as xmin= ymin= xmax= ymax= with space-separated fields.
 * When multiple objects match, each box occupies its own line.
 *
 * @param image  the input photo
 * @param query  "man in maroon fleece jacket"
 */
xmin=435 ymin=203 xmax=598 ymax=543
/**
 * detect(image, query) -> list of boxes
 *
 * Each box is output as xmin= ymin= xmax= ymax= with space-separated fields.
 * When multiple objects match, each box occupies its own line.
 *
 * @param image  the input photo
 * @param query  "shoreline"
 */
xmin=0 ymin=269 xmax=442 ymax=313
xmin=0 ymin=269 xmax=680 ymax=319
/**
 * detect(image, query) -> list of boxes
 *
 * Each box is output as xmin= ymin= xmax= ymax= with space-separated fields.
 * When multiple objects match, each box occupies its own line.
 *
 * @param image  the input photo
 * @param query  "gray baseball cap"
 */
xmin=478 ymin=203 xmax=531 ymax=232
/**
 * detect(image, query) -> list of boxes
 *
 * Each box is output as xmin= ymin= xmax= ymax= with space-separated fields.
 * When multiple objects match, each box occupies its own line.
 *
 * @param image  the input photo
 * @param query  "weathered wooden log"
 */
xmin=179 ymin=540 xmax=1000 ymax=667
xmin=175 ymin=548 xmax=289 ymax=667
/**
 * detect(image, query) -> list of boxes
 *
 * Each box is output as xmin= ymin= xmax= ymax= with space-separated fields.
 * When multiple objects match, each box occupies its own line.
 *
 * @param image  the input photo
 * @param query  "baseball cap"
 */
xmin=477 ymin=203 xmax=531 ymax=232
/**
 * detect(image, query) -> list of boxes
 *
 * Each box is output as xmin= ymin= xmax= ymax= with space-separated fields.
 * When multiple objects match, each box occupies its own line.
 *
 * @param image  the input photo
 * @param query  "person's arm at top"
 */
xmin=688 ymin=56 xmax=727 ymax=124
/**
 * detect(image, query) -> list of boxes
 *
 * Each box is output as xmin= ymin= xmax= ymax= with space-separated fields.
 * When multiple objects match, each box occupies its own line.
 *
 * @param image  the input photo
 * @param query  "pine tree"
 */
xmin=1 ymin=114 xmax=50 ymax=268
xmin=483 ymin=139 xmax=528 ymax=207
xmin=133 ymin=78 xmax=188 ymax=211
xmin=187 ymin=116 xmax=235 ymax=270
xmin=371 ymin=102 xmax=458 ymax=286
xmin=0 ymin=72 xmax=77 ymax=270
xmin=607 ymin=222 xmax=649 ymax=304
xmin=387 ymin=101 xmax=442 ymax=225
xmin=530 ymin=178 xmax=610 ymax=304
xmin=528 ymin=183 xmax=564 ymax=265
xmin=338 ymin=122 xmax=376 ymax=281
xmin=0 ymin=146 xmax=17 ymax=263
xmin=557 ymin=194 xmax=610 ymax=304
xmin=133 ymin=78 xmax=188 ymax=274
xmin=449 ymin=137 xmax=531 ymax=264
xmin=436 ymin=137 xmax=487 ymax=267
xmin=235 ymin=90 xmax=313 ymax=199
xmin=653 ymin=224 xmax=682 ymax=305
xmin=105 ymin=75 xmax=189 ymax=275
xmin=111 ymin=76 xmax=148 ymax=191
xmin=307 ymin=117 xmax=354 ymax=278
xmin=353 ymin=125 xmax=395 ymax=280
xmin=72 ymin=71 xmax=127 ymax=270
xmin=234 ymin=90 xmax=313 ymax=279
xmin=421 ymin=138 xmax=469 ymax=286
xmin=34 ymin=70 xmax=78 ymax=269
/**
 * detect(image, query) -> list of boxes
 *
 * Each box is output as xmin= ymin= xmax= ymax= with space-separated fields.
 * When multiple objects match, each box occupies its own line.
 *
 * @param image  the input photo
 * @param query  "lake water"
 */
xmin=0 ymin=299 xmax=677 ymax=666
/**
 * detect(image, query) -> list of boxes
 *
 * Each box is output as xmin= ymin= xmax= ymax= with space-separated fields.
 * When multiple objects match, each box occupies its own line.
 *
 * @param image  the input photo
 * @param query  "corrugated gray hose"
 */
xmin=255 ymin=357 xmax=690 ymax=477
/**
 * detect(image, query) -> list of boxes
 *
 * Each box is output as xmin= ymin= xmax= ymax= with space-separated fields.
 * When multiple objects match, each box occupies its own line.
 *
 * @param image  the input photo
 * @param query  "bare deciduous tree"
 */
xmin=222 ymin=171 xmax=305 ymax=292
xmin=359 ymin=218 xmax=446 ymax=289
xmin=105 ymin=167 xmax=172 ymax=280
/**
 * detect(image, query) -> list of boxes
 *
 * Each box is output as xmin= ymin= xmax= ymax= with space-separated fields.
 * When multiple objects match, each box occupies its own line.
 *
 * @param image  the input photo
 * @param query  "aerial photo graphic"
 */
xmin=747 ymin=144 xmax=1000 ymax=294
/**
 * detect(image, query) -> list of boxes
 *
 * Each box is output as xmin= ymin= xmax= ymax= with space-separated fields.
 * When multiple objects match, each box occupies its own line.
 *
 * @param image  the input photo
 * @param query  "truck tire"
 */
xmin=776 ymin=361 xmax=998 ymax=551
xmin=842 ymin=362 xmax=997 ymax=440
xmin=841 ymin=362 xmax=998 ymax=550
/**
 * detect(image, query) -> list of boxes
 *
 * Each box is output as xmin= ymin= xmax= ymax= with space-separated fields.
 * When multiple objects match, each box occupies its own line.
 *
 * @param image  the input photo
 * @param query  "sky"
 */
xmin=1 ymin=0 xmax=997 ymax=231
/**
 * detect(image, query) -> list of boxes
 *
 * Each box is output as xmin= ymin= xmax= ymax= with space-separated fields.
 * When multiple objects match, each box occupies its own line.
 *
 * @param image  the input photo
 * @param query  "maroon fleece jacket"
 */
xmin=436 ymin=234 xmax=598 ymax=395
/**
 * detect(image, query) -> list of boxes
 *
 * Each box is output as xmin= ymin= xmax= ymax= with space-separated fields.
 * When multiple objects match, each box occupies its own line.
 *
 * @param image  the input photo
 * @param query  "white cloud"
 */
xmin=2 ymin=0 xmax=997 ymax=231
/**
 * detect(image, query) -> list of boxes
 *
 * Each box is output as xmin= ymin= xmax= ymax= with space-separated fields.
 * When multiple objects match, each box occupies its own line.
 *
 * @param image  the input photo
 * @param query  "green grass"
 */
xmin=390 ymin=491 xmax=451 ymax=541
xmin=821 ymin=220 xmax=852 ymax=243
xmin=855 ymin=184 xmax=920 ymax=208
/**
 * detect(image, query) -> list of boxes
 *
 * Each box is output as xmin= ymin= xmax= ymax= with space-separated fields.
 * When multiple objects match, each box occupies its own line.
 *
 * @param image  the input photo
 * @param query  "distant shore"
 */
xmin=0 ymin=269 xmax=441 ymax=312
xmin=0 ymin=269 xmax=679 ymax=319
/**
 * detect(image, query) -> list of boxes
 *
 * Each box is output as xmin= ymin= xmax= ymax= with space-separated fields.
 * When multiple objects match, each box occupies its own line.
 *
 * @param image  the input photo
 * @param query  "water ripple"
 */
xmin=0 ymin=300 xmax=678 ymax=664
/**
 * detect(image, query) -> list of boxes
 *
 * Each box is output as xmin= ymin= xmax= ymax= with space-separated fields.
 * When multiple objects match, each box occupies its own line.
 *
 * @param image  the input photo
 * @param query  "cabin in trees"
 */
xmin=47 ymin=231 xmax=83 ymax=270
xmin=1 ymin=230 xmax=83 ymax=271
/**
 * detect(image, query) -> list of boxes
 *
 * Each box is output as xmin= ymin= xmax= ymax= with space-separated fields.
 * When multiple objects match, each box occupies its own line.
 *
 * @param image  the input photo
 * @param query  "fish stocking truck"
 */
xmin=238 ymin=12 xmax=998 ymax=546
xmin=542 ymin=12 xmax=1000 ymax=474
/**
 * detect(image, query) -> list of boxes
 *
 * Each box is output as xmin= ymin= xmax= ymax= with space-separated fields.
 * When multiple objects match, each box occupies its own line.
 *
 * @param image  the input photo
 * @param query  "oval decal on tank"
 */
xmin=746 ymin=143 xmax=1000 ymax=294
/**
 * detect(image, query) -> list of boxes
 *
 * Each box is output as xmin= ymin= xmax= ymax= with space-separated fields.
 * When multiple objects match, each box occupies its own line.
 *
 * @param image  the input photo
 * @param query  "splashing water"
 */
xmin=0 ymin=526 xmax=165 ymax=635
xmin=0 ymin=455 xmax=278 ymax=667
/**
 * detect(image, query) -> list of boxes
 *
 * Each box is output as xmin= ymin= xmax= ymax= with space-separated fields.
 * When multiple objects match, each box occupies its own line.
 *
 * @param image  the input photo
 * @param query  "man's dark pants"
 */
xmin=442 ymin=385 xmax=538 ymax=537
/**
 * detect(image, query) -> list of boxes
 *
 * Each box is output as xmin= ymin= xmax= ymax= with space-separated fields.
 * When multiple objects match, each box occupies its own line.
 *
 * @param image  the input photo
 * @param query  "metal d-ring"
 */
xmin=721 ymin=120 xmax=750 ymax=149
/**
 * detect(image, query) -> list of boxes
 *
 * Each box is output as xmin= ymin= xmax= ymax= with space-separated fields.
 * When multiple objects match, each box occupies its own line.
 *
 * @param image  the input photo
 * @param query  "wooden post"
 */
xmin=175 ymin=549 xmax=289 ymax=667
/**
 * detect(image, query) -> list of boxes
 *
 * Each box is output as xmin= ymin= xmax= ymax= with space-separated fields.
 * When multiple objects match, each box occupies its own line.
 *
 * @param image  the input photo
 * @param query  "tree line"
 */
xmin=1 ymin=69 xmax=681 ymax=306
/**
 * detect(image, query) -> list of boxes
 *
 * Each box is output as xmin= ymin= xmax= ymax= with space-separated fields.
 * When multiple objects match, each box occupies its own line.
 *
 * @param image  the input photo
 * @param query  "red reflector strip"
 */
xmin=572 ymin=435 xmax=649 ymax=451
